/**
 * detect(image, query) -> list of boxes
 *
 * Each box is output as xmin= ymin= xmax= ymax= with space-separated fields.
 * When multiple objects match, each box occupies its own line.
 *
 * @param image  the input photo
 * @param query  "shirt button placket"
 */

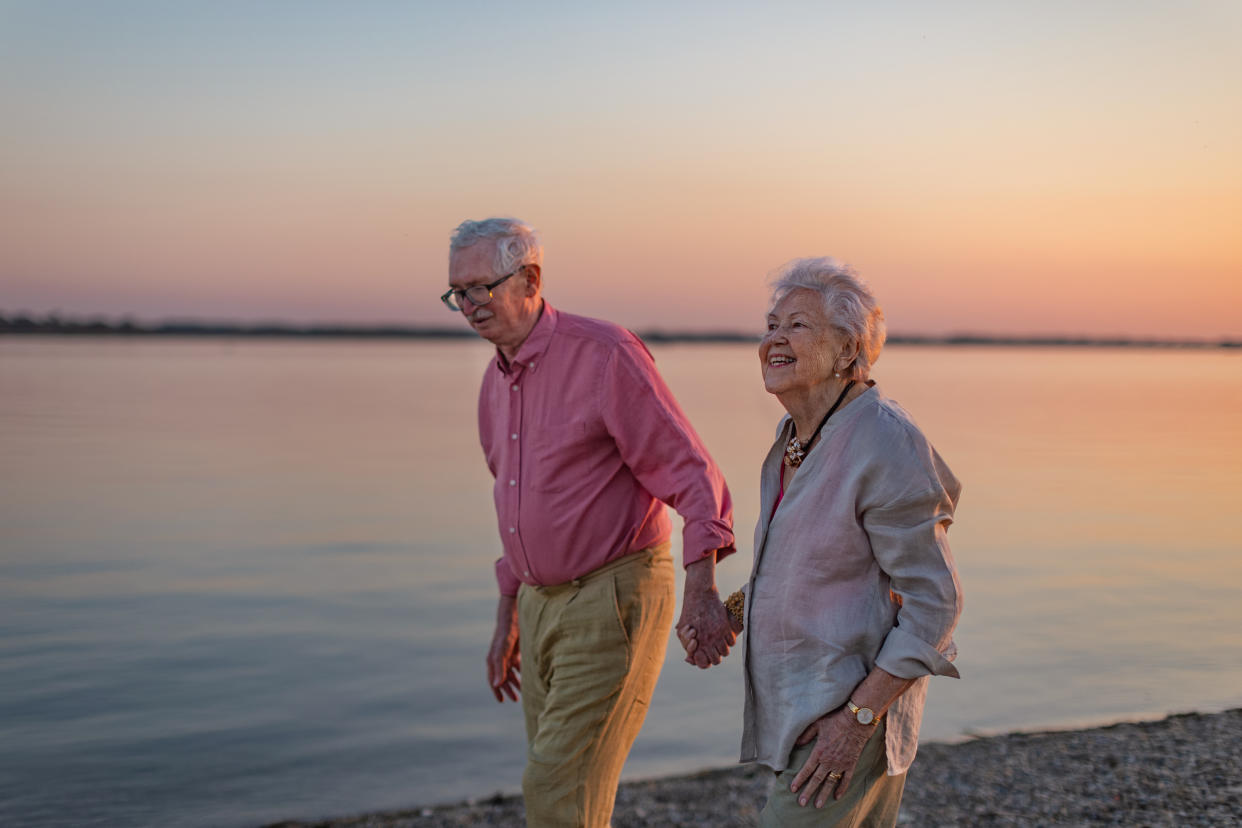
xmin=508 ymin=371 xmax=527 ymax=580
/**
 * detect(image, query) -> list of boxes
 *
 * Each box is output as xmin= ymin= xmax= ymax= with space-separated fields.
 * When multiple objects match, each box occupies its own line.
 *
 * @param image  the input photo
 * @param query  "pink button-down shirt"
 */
xmin=478 ymin=302 xmax=735 ymax=595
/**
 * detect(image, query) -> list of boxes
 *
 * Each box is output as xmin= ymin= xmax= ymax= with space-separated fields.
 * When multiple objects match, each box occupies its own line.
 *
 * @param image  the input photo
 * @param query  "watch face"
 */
xmin=856 ymin=708 xmax=875 ymax=725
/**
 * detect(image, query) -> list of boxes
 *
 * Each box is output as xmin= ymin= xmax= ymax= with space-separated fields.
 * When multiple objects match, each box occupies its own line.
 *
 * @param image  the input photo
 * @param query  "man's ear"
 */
xmin=522 ymin=264 xmax=542 ymax=296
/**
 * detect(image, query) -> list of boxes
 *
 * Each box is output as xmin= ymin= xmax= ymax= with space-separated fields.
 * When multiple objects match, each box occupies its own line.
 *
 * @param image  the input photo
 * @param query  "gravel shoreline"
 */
xmin=269 ymin=709 xmax=1242 ymax=827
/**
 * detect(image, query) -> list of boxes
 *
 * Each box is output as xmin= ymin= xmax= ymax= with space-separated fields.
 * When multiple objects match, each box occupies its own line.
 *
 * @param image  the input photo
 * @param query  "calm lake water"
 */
xmin=2 ymin=337 xmax=1240 ymax=827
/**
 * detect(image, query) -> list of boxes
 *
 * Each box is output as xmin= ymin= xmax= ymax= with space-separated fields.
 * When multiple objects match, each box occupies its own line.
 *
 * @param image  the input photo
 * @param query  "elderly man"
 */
xmin=443 ymin=217 xmax=736 ymax=827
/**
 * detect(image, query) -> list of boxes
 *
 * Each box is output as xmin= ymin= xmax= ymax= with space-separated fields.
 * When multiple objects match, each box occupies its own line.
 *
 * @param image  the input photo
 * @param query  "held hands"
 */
xmin=675 ymin=588 xmax=736 ymax=669
xmin=788 ymin=708 xmax=872 ymax=808
xmin=676 ymin=556 xmax=737 ymax=669
xmin=676 ymin=594 xmax=742 ymax=669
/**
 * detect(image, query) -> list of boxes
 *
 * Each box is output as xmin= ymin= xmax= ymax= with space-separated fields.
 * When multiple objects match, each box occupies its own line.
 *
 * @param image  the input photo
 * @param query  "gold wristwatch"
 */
xmin=847 ymin=698 xmax=880 ymax=726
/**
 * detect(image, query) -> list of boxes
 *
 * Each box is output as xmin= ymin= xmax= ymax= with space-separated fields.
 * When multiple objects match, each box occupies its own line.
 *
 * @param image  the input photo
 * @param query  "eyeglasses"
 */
xmin=440 ymin=268 xmax=521 ymax=312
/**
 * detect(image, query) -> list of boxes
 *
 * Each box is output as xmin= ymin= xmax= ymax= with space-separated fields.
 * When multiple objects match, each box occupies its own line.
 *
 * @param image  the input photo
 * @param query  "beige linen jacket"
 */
xmin=740 ymin=384 xmax=963 ymax=775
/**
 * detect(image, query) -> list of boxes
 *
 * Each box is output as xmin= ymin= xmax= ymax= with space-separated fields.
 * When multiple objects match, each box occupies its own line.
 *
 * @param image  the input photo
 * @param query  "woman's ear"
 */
xmin=835 ymin=339 xmax=861 ymax=374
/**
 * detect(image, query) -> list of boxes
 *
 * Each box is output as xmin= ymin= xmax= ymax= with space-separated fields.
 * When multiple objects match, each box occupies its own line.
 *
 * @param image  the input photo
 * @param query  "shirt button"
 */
xmin=509 ymin=479 xmax=516 ymax=486
xmin=509 ymin=527 xmax=516 ymax=534
xmin=523 ymin=570 xmax=530 ymax=576
xmin=511 ymin=433 xmax=518 ymax=440
xmin=511 ymin=384 xmax=518 ymax=391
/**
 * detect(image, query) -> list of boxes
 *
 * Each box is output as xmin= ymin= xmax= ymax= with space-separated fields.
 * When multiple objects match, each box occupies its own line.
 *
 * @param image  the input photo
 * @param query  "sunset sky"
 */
xmin=2 ymin=1 xmax=1239 ymax=338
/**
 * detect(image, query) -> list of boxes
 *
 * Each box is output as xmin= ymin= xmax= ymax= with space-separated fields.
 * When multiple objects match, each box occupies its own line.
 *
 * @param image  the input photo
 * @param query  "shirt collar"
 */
xmin=493 ymin=300 xmax=557 ymax=376
xmin=776 ymin=381 xmax=880 ymax=441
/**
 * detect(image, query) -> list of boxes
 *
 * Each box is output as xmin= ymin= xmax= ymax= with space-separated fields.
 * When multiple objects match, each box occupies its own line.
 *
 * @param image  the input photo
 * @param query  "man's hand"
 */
xmin=676 ymin=553 xmax=736 ymax=669
xmin=487 ymin=595 xmax=521 ymax=702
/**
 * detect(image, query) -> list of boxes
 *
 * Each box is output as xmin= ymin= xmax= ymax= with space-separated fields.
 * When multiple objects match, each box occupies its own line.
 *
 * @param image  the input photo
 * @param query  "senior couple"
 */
xmin=443 ymin=217 xmax=963 ymax=827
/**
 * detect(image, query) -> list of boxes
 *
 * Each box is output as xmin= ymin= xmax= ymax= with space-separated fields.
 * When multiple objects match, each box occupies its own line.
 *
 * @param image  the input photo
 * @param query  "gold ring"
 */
xmin=827 ymin=771 xmax=843 ymax=780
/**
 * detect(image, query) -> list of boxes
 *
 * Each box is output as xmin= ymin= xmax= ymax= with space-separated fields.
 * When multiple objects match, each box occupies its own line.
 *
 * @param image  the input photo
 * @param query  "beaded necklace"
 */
xmin=783 ymin=381 xmax=856 ymax=468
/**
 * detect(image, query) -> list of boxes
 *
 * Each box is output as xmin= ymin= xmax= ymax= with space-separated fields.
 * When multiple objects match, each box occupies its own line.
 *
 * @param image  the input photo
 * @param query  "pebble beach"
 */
xmin=269 ymin=708 xmax=1242 ymax=827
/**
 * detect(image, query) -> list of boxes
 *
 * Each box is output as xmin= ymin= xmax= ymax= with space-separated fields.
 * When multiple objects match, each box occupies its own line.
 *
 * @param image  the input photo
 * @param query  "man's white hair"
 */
xmin=450 ymin=217 xmax=543 ymax=277
xmin=768 ymin=257 xmax=887 ymax=381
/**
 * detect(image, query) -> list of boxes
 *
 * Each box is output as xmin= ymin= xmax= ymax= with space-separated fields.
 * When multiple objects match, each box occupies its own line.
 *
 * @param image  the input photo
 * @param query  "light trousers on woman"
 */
xmin=516 ymin=545 xmax=675 ymax=828
xmin=759 ymin=720 xmax=906 ymax=827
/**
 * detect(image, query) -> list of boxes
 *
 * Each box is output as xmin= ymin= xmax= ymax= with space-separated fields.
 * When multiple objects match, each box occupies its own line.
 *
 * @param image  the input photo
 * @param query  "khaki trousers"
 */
xmin=516 ymin=545 xmax=675 ymax=828
xmin=759 ymin=720 xmax=906 ymax=828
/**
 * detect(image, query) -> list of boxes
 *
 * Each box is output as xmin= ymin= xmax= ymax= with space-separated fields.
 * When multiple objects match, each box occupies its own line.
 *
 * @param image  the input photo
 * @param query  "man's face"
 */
xmin=447 ymin=239 xmax=535 ymax=350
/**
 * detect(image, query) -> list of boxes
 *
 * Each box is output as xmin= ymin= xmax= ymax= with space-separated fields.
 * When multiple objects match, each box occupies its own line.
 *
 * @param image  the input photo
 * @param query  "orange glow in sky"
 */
xmin=2 ymin=1 xmax=1239 ymax=338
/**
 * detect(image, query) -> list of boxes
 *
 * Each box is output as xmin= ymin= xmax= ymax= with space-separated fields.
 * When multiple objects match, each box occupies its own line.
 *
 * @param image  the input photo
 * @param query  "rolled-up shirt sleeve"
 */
xmin=495 ymin=556 xmax=521 ymax=597
xmin=600 ymin=340 xmax=735 ymax=566
xmin=865 ymin=474 xmax=963 ymax=680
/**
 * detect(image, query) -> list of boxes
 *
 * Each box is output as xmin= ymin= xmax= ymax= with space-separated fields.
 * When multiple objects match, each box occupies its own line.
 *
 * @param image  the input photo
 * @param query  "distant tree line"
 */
xmin=0 ymin=311 xmax=471 ymax=339
xmin=1 ymin=310 xmax=1236 ymax=348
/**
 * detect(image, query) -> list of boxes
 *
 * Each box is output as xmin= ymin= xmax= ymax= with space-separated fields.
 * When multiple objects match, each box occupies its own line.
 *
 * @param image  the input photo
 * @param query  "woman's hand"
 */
xmin=788 ymin=708 xmax=873 ymax=808
xmin=675 ymin=623 xmax=698 ymax=664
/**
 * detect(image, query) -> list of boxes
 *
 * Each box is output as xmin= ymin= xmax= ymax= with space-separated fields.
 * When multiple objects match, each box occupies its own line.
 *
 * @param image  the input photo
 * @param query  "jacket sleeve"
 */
xmin=863 ymin=429 xmax=963 ymax=680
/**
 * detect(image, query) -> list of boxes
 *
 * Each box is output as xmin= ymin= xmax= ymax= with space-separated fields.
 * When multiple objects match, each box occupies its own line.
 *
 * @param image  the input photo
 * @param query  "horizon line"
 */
xmin=1 ymin=312 xmax=1238 ymax=350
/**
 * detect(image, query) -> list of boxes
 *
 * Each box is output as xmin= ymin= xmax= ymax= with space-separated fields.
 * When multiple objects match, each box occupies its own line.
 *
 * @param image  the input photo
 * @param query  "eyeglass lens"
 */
xmin=446 ymin=285 xmax=493 ymax=310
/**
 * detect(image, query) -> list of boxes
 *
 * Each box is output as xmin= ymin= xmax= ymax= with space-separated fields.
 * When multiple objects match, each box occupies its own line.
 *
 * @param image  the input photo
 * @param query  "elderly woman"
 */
xmin=682 ymin=258 xmax=963 ymax=826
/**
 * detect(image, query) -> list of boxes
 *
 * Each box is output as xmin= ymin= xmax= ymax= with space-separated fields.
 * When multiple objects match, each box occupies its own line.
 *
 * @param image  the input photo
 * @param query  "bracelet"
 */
xmin=724 ymin=590 xmax=745 ymax=625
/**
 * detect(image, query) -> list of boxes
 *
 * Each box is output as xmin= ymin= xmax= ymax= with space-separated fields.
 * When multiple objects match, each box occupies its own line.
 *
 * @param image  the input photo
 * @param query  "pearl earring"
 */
xmin=834 ymin=372 xmax=841 ymax=378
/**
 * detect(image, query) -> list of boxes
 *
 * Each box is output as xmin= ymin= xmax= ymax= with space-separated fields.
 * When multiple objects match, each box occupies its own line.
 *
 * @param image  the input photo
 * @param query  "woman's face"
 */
xmin=760 ymin=288 xmax=846 ymax=398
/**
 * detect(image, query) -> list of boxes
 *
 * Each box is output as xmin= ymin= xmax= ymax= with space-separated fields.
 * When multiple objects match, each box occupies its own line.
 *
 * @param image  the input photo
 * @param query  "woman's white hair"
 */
xmin=768 ymin=257 xmax=886 ymax=381
xmin=450 ymin=217 xmax=543 ymax=277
